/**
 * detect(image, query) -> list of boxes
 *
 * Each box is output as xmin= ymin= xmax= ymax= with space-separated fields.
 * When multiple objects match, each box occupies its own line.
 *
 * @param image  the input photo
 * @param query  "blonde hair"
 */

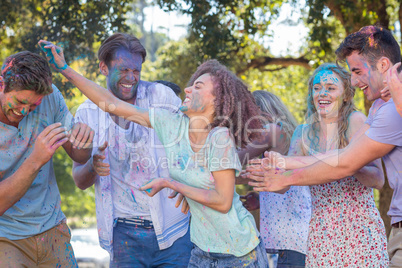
xmin=252 ymin=90 xmax=298 ymax=154
xmin=306 ymin=63 xmax=356 ymax=150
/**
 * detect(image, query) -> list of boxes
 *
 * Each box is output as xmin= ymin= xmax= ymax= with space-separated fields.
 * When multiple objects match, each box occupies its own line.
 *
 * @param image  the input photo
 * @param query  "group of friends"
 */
xmin=0 ymin=25 xmax=401 ymax=268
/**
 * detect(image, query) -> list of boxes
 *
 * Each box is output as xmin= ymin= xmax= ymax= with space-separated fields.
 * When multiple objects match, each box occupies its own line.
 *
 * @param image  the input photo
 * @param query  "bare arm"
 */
xmin=38 ymin=40 xmax=151 ymax=127
xmin=264 ymin=114 xmax=384 ymax=189
xmin=141 ymin=169 xmax=236 ymax=214
xmin=0 ymin=123 xmax=68 ymax=215
xmin=248 ymin=134 xmax=394 ymax=193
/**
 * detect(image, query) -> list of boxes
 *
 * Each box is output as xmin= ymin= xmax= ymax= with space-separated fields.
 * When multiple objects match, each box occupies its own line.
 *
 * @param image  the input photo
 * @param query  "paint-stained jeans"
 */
xmin=266 ymin=249 xmax=306 ymax=268
xmin=188 ymin=240 xmax=269 ymax=268
xmin=111 ymin=220 xmax=192 ymax=268
xmin=0 ymin=221 xmax=77 ymax=267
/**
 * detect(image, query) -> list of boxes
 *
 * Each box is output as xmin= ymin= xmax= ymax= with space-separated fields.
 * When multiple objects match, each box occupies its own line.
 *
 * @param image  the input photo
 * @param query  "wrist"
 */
xmin=282 ymin=169 xmax=299 ymax=187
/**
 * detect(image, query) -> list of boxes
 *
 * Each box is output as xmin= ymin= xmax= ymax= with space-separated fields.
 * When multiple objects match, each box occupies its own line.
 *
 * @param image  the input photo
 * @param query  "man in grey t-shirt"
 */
xmin=248 ymin=26 xmax=402 ymax=267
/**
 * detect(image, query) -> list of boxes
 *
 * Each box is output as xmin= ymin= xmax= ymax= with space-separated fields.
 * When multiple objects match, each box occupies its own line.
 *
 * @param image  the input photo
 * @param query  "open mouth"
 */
xmin=318 ymin=100 xmax=332 ymax=106
xmin=11 ymin=109 xmax=23 ymax=116
xmin=183 ymin=97 xmax=190 ymax=104
xmin=360 ymin=85 xmax=368 ymax=95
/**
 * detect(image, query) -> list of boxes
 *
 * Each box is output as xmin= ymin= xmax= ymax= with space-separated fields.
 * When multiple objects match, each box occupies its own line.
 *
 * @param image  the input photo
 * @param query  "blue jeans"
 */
xmin=111 ymin=220 xmax=192 ymax=267
xmin=267 ymin=249 xmax=306 ymax=268
xmin=188 ymin=240 xmax=269 ymax=267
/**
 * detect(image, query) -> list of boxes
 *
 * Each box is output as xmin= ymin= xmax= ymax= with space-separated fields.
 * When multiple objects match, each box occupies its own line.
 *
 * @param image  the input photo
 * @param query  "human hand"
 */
xmin=38 ymin=40 xmax=68 ymax=71
xmin=239 ymin=192 xmax=260 ymax=211
xmin=91 ymin=141 xmax=110 ymax=176
xmin=140 ymin=178 xmax=168 ymax=197
xmin=69 ymin=122 xmax=94 ymax=150
xmin=246 ymin=164 xmax=290 ymax=194
xmin=247 ymin=151 xmax=286 ymax=170
xmin=31 ymin=123 xmax=69 ymax=166
xmin=384 ymin=62 xmax=402 ymax=99
xmin=169 ymin=191 xmax=190 ymax=214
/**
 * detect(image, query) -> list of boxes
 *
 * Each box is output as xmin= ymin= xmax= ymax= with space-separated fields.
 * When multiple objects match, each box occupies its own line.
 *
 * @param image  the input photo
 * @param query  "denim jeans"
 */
xmin=188 ymin=240 xmax=269 ymax=267
xmin=111 ymin=220 xmax=192 ymax=267
xmin=266 ymin=249 xmax=306 ymax=268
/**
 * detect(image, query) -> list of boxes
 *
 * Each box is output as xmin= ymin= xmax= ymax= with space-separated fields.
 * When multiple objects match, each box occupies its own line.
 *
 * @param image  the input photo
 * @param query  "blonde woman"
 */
xmin=248 ymin=63 xmax=388 ymax=266
xmin=239 ymin=90 xmax=311 ymax=267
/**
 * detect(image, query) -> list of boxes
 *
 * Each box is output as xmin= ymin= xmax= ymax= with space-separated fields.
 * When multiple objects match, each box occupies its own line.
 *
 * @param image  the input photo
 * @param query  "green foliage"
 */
xmin=156 ymin=0 xmax=284 ymax=65
xmin=0 ymin=0 xmax=133 ymax=96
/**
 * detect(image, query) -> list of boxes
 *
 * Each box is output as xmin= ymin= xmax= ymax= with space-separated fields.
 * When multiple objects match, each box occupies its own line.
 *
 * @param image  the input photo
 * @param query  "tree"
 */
xmin=0 ymin=0 xmax=132 ymax=96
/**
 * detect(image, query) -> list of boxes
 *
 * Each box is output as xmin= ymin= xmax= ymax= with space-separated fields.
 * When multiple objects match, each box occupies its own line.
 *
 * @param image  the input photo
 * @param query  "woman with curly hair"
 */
xmin=42 ymin=40 xmax=268 ymax=267
xmin=249 ymin=63 xmax=388 ymax=266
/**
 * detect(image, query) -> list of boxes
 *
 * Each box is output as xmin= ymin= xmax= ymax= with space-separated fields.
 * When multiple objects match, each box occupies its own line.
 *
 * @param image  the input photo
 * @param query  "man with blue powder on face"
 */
xmin=0 ymin=51 xmax=94 ymax=266
xmin=53 ymin=33 xmax=192 ymax=267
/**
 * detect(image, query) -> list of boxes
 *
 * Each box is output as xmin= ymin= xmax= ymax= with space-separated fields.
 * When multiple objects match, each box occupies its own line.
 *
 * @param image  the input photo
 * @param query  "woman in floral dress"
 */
xmin=258 ymin=63 xmax=388 ymax=267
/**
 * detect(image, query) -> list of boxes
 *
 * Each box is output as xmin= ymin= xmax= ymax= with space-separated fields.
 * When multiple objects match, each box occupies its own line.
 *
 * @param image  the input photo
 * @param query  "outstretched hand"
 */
xmin=38 ymin=40 xmax=68 ymax=72
xmin=246 ymin=164 xmax=290 ymax=194
xmin=140 ymin=178 xmax=169 ymax=197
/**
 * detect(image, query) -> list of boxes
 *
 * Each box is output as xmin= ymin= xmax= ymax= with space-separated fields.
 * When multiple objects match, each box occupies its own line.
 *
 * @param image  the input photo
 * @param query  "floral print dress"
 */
xmin=306 ymin=176 xmax=389 ymax=267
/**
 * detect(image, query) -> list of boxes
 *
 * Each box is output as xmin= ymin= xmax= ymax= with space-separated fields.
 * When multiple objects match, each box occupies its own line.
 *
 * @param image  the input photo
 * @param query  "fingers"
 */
xmin=38 ymin=122 xmax=63 ymax=138
xmin=175 ymin=193 xmax=184 ymax=208
xmin=98 ymin=141 xmax=108 ymax=152
xmin=249 ymin=158 xmax=263 ymax=165
xmin=169 ymin=191 xmax=179 ymax=199
xmin=181 ymin=199 xmax=190 ymax=214
xmin=247 ymin=172 xmax=266 ymax=182
xmin=70 ymin=123 xmax=94 ymax=149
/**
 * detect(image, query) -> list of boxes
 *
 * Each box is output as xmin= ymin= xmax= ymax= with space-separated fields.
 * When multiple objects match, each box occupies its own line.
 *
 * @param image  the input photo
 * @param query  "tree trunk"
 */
xmin=380 ymin=161 xmax=393 ymax=237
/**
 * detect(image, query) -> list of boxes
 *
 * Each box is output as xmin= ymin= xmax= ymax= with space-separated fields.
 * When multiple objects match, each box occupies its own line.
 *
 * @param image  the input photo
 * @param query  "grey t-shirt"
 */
xmin=366 ymin=98 xmax=402 ymax=224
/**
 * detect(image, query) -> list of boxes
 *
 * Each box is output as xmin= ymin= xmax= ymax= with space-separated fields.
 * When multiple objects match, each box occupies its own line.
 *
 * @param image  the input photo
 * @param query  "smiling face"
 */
xmin=0 ymin=86 xmax=44 ymax=127
xmin=312 ymin=70 xmax=345 ymax=118
xmin=101 ymin=48 xmax=142 ymax=102
xmin=346 ymin=51 xmax=384 ymax=101
xmin=180 ymin=73 xmax=215 ymax=117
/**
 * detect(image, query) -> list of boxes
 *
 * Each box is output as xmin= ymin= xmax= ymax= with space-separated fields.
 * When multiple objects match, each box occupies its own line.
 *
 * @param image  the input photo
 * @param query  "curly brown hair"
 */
xmin=1 ymin=51 xmax=53 ymax=95
xmin=187 ymin=60 xmax=262 ymax=148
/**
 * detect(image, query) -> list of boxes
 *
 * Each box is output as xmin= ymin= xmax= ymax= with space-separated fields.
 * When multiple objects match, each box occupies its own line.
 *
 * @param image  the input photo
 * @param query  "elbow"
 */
xmin=217 ymin=202 xmax=232 ymax=214
xmin=73 ymin=177 xmax=91 ymax=190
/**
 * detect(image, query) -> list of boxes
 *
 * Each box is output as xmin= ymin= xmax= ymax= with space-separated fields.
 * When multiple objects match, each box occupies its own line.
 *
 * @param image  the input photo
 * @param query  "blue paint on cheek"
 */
xmin=179 ymin=106 xmax=188 ymax=112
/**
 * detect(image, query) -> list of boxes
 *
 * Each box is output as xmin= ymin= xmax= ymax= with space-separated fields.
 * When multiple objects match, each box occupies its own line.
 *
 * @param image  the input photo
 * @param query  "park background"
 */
xmin=0 ymin=0 xmax=398 ymax=236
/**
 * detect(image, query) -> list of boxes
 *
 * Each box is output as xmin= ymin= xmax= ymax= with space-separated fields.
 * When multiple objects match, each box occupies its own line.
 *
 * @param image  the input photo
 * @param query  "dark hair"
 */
xmin=336 ymin=25 xmax=401 ymax=68
xmin=154 ymin=80 xmax=181 ymax=96
xmin=1 ymin=51 xmax=53 ymax=94
xmin=187 ymin=59 xmax=262 ymax=148
xmin=98 ymin=33 xmax=147 ymax=67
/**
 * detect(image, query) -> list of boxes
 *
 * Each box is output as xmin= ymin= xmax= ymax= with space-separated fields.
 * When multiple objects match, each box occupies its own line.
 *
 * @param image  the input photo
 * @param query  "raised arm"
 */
xmin=141 ymin=169 xmax=236 ymax=214
xmin=38 ymin=40 xmax=151 ymax=127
